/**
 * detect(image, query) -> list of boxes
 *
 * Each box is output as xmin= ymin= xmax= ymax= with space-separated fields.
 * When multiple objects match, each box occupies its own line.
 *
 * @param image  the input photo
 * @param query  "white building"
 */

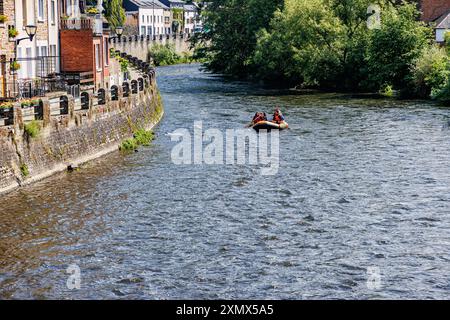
xmin=183 ymin=3 xmax=196 ymax=34
xmin=123 ymin=0 xmax=170 ymax=36
xmin=434 ymin=11 xmax=450 ymax=43
xmin=14 ymin=0 xmax=60 ymax=80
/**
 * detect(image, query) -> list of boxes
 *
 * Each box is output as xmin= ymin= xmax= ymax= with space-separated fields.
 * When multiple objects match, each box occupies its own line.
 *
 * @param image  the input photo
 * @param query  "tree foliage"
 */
xmin=103 ymin=0 xmax=126 ymax=30
xmin=197 ymin=0 xmax=445 ymax=97
xmin=193 ymin=0 xmax=283 ymax=77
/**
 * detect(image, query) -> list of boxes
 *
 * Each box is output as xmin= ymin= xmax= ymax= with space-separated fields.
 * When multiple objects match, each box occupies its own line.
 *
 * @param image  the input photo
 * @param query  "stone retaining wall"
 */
xmin=0 ymin=63 xmax=164 ymax=196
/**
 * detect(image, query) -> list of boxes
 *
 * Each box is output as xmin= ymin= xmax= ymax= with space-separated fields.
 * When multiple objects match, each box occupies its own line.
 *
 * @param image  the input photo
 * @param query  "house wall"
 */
xmin=124 ymin=12 xmax=139 ymax=36
xmin=184 ymin=10 xmax=195 ymax=34
xmin=60 ymin=28 xmax=93 ymax=72
xmin=14 ymin=0 xmax=37 ymax=79
xmin=0 ymin=0 xmax=16 ymax=97
xmin=436 ymin=28 xmax=449 ymax=42
xmin=138 ymin=7 xmax=165 ymax=36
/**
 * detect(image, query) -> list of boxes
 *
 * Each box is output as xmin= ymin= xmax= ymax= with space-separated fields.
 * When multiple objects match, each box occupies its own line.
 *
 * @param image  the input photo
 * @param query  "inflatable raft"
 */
xmin=252 ymin=121 xmax=289 ymax=131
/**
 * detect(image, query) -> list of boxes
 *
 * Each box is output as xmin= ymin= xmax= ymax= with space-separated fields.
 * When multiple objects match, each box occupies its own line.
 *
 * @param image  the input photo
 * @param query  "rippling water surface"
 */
xmin=1 ymin=64 xmax=450 ymax=299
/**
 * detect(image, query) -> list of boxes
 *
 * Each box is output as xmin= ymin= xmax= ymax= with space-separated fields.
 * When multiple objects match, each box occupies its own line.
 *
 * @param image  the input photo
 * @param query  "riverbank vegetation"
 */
xmin=148 ymin=44 xmax=198 ymax=67
xmin=24 ymin=120 xmax=41 ymax=139
xmin=194 ymin=0 xmax=450 ymax=103
xmin=119 ymin=129 xmax=155 ymax=152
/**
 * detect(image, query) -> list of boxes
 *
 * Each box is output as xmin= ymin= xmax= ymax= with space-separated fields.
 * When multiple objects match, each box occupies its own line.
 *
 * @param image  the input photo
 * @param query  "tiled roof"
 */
xmin=127 ymin=0 xmax=170 ymax=10
xmin=435 ymin=10 xmax=450 ymax=29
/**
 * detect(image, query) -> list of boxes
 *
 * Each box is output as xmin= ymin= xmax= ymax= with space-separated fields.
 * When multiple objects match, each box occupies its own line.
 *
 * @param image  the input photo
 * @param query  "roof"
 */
xmin=125 ymin=0 xmax=170 ymax=10
xmin=184 ymin=4 xmax=197 ymax=12
xmin=434 ymin=10 xmax=450 ymax=29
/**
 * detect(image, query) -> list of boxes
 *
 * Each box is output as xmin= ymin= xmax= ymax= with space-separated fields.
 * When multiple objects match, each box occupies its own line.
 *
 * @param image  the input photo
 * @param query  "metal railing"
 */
xmin=0 ymin=56 xmax=65 ymax=99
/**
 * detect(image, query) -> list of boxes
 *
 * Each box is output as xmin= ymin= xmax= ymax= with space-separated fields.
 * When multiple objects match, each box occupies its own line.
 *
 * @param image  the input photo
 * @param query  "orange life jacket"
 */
xmin=273 ymin=113 xmax=283 ymax=123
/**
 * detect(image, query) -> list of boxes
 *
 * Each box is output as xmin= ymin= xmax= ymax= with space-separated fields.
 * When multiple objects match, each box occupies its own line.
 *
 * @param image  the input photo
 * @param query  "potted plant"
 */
xmin=10 ymin=61 xmax=20 ymax=73
xmin=0 ymin=102 xmax=14 ymax=123
xmin=86 ymin=7 xmax=99 ymax=15
xmin=8 ymin=27 xmax=18 ymax=38
xmin=0 ymin=14 xmax=7 ymax=24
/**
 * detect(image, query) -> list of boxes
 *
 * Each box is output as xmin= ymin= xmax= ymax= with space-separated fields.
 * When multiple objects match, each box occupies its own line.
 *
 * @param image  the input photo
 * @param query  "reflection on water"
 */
xmin=1 ymin=64 xmax=450 ymax=299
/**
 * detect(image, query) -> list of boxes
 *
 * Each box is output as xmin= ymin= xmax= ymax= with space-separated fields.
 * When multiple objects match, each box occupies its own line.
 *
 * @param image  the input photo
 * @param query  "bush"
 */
xmin=148 ymin=44 xmax=181 ymax=66
xmin=120 ymin=129 xmax=154 ymax=152
xmin=24 ymin=120 xmax=41 ymax=138
xmin=8 ymin=27 xmax=18 ymax=38
xmin=119 ymin=138 xmax=138 ymax=152
xmin=134 ymin=129 xmax=154 ymax=146
xmin=410 ymin=46 xmax=449 ymax=98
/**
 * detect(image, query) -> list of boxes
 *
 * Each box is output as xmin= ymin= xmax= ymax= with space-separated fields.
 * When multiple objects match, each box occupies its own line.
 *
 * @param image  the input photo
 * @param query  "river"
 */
xmin=1 ymin=64 xmax=450 ymax=299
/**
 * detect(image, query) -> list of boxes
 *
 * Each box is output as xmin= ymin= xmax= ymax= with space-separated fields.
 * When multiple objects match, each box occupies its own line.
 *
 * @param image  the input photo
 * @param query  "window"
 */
xmin=50 ymin=44 xmax=57 ymax=72
xmin=51 ymin=0 xmax=56 ymax=24
xmin=26 ymin=48 xmax=32 ymax=78
xmin=141 ymin=26 xmax=146 ymax=35
xmin=38 ymin=0 xmax=45 ymax=20
xmin=22 ymin=0 xmax=27 ymax=26
xmin=66 ymin=0 xmax=72 ymax=16
xmin=147 ymin=15 xmax=149 ymax=23
xmin=142 ymin=15 xmax=144 ymax=23
xmin=147 ymin=26 xmax=151 ymax=35
xmin=0 ymin=0 xmax=4 ymax=15
xmin=95 ymin=44 xmax=101 ymax=71
xmin=104 ymin=40 xmax=109 ymax=66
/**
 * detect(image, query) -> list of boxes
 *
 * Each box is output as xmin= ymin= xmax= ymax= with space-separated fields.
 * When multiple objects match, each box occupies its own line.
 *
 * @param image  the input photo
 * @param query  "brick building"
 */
xmin=0 ymin=0 xmax=15 ymax=99
xmin=59 ymin=0 xmax=110 ymax=90
xmin=1 ymin=0 xmax=60 ymax=100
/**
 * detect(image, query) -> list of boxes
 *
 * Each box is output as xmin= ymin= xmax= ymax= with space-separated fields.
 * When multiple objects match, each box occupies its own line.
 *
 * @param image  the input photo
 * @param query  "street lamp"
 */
xmin=12 ymin=25 xmax=37 ymax=98
xmin=115 ymin=26 xmax=124 ymax=39
xmin=24 ymin=25 xmax=37 ymax=42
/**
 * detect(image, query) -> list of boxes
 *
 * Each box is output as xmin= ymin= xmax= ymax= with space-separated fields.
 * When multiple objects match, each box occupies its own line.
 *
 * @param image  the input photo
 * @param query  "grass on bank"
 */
xmin=119 ymin=129 xmax=155 ymax=152
xmin=20 ymin=163 xmax=29 ymax=177
xmin=24 ymin=120 xmax=41 ymax=138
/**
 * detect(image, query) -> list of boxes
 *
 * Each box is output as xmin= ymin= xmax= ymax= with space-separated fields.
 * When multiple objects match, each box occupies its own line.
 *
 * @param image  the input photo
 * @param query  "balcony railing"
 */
xmin=0 ymin=56 xmax=64 ymax=100
xmin=60 ymin=17 xmax=103 ymax=35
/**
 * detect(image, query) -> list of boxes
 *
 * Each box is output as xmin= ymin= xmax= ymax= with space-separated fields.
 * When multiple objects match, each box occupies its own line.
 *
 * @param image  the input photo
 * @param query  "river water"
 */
xmin=1 ymin=64 xmax=450 ymax=299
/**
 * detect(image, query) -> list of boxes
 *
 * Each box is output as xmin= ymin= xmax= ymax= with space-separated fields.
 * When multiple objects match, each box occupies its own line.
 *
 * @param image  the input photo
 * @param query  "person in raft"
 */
xmin=272 ymin=108 xmax=285 ymax=124
xmin=252 ymin=112 xmax=267 ymax=124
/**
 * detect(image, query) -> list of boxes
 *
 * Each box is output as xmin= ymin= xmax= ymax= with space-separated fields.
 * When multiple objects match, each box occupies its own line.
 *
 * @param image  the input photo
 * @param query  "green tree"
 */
xmin=103 ymin=0 xmax=126 ymax=30
xmin=411 ymin=45 xmax=449 ymax=98
xmin=253 ymin=0 xmax=373 ymax=89
xmin=193 ymin=0 xmax=283 ymax=77
xmin=366 ymin=3 xmax=431 ymax=93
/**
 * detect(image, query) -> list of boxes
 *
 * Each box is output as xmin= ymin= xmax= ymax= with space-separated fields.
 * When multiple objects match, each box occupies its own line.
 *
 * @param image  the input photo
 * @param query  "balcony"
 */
xmin=0 ymin=56 xmax=65 ymax=100
xmin=60 ymin=16 xmax=103 ymax=36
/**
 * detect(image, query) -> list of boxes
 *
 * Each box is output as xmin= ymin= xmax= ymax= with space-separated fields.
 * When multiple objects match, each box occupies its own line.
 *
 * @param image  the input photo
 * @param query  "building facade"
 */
xmin=59 ymin=0 xmax=110 ymax=90
xmin=0 ymin=0 xmax=15 ymax=99
xmin=418 ymin=0 xmax=450 ymax=42
xmin=183 ymin=3 xmax=196 ymax=34
xmin=0 ymin=0 xmax=60 ymax=99
xmin=123 ymin=0 xmax=170 ymax=36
